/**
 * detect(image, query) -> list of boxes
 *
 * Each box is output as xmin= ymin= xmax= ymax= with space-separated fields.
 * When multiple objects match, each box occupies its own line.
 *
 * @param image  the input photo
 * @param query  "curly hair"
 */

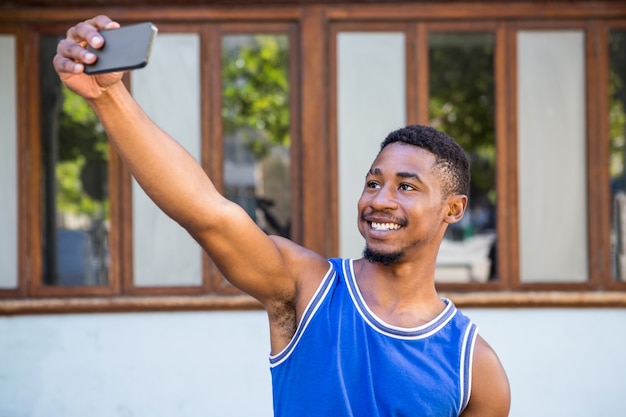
xmin=379 ymin=124 xmax=470 ymax=198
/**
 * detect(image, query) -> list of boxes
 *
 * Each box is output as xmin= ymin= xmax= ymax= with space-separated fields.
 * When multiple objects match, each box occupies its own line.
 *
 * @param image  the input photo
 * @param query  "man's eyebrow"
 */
xmin=397 ymin=171 xmax=426 ymax=184
xmin=367 ymin=168 xmax=425 ymax=183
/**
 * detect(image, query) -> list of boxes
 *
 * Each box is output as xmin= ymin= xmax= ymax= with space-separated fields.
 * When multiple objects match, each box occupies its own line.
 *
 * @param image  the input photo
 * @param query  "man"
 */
xmin=54 ymin=15 xmax=510 ymax=416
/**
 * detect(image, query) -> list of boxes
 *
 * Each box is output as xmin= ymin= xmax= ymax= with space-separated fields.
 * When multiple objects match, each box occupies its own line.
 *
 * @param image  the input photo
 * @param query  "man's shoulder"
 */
xmin=463 ymin=335 xmax=511 ymax=416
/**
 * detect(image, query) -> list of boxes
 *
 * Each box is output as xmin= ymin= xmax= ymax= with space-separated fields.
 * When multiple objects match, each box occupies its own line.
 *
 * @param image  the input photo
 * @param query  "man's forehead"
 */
xmin=372 ymin=143 xmax=437 ymax=170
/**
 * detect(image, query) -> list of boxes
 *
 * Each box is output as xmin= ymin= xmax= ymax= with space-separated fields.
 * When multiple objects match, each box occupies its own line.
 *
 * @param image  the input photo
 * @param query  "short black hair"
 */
xmin=379 ymin=124 xmax=470 ymax=198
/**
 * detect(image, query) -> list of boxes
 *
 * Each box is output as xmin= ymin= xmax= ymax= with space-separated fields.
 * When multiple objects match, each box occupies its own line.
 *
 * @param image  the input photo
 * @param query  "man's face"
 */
xmin=357 ymin=142 xmax=450 ymax=265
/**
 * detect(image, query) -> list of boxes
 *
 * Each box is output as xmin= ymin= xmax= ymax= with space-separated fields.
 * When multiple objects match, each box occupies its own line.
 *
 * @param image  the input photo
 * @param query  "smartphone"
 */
xmin=84 ymin=22 xmax=158 ymax=75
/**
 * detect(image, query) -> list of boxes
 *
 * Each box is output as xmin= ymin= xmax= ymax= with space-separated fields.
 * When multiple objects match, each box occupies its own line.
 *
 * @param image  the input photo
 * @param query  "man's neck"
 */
xmin=352 ymin=258 xmax=444 ymax=328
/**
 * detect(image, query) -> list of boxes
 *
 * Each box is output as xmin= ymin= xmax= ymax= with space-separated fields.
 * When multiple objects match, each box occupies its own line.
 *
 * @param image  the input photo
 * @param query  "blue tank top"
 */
xmin=269 ymin=258 xmax=478 ymax=417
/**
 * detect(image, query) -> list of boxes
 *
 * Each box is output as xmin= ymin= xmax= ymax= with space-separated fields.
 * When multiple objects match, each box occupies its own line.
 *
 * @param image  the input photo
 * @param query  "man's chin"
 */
xmin=363 ymin=246 xmax=404 ymax=266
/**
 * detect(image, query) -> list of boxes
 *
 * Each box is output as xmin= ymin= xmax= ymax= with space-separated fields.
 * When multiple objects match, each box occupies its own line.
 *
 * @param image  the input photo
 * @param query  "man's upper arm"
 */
xmin=191 ymin=198 xmax=327 ymax=306
xmin=461 ymin=335 xmax=511 ymax=417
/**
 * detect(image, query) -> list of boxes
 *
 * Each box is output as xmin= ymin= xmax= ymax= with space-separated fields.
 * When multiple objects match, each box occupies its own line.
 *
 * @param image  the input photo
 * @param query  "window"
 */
xmin=2 ymin=20 xmax=300 ymax=306
xmin=330 ymin=16 xmax=626 ymax=298
xmin=2 ymin=3 xmax=626 ymax=313
xmin=428 ymin=31 xmax=496 ymax=284
xmin=40 ymin=36 xmax=111 ymax=288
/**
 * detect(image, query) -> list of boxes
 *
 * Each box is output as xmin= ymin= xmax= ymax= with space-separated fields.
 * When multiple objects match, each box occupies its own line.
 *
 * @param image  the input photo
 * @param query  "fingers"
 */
xmin=67 ymin=15 xmax=120 ymax=49
xmin=54 ymin=15 xmax=120 ymax=74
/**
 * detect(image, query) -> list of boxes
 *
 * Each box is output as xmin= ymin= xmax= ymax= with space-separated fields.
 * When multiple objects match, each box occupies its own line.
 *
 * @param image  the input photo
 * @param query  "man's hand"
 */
xmin=52 ymin=15 xmax=123 ymax=99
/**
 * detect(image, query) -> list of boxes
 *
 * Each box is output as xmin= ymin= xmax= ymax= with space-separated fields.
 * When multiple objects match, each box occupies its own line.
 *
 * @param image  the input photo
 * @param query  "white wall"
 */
xmin=1 ymin=309 xmax=624 ymax=417
xmin=0 ymin=311 xmax=273 ymax=417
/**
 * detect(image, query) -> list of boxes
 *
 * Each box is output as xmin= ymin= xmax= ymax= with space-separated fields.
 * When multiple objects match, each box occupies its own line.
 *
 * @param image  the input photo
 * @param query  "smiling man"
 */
xmin=53 ymin=15 xmax=510 ymax=417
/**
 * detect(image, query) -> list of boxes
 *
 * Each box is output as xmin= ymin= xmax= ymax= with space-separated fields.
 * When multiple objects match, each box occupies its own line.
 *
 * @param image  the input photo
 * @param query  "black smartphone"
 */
xmin=84 ymin=22 xmax=158 ymax=75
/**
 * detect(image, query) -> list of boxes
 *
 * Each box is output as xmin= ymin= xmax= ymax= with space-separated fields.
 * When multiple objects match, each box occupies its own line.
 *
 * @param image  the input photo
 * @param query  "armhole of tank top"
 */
xmin=268 ymin=261 xmax=337 ymax=368
xmin=459 ymin=322 xmax=479 ymax=413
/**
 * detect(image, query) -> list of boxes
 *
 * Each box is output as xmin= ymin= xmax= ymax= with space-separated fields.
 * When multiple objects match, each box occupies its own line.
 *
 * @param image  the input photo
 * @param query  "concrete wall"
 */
xmin=1 ymin=308 xmax=625 ymax=417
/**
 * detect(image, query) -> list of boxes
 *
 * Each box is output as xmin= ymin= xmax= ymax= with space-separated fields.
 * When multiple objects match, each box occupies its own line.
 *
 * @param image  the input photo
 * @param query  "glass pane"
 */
xmin=428 ymin=32 xmax=497 ymax=283
xmin=222 ymin=34 xmax=291 ymax=238
xmin=40 ymin=36 xmax=109 ymax=286
xmin=0 ymin=34 xmax=18 ymax=289
xmin=517 ymin=31 xmax=587 ymax=283
xmin=131 ymin=34 xmax=202 ymax=287
xmin=610 ymin=30 xmax=626 ymax=281
xmin=337 ymin=32 xmax=406 ymax=258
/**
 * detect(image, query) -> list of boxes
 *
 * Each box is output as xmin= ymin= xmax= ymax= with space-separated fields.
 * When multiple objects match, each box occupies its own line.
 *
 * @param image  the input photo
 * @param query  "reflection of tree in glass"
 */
xmin=221 ymin=35 xmax=291 ymax=238
xmin=50 ymin=85 xmax=110 ymax=286
xmin=57 ymin=85 xmax=109 ymax=218
xmin=222 ymin=35 xmax=290 ymax=158
xmin=429 ymin=34 xmax=495 ymax=210
xmin=610 ymin=32 xmax=626 ymax=187
xmin=429 ymin=33 xmax=496 ymax=245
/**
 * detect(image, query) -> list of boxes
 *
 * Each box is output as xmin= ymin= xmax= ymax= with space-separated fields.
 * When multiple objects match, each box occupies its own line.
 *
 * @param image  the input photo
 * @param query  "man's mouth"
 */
xmin=370 ymin=221 xmax=401 ymax=231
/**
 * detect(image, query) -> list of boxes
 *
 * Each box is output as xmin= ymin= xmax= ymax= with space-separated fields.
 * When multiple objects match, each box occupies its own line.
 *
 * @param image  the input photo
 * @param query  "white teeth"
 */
xmin=371 ymin=222 xmax=400 ymax=231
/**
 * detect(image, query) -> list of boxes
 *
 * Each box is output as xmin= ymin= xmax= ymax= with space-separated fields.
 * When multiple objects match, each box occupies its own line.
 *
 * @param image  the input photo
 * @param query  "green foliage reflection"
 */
xmin=222 ymin=35 xmax=290 ymax=159
xmin=610 ymin=31 xmax=626 ymax=184
xmin=429 ymin=33 xmax=496 ymax=206
xmin=57 ymin=85 xmax=109 ymax=218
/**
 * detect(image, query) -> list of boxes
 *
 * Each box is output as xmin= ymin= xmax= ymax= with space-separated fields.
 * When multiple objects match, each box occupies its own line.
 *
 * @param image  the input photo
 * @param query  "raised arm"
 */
xmin=52 ymin=16 xmax=327 ymax=310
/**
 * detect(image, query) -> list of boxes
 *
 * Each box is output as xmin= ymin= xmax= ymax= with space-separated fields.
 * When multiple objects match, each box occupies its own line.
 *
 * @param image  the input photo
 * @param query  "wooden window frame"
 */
xmin=1 ymin=3 xmax=626 ymax=315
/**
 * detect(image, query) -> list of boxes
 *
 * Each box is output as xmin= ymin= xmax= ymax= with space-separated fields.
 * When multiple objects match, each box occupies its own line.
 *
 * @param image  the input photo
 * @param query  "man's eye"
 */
xmin=399 ymin=183 xmax=416 ymax=191
xmin=367 ymin=181 xmax=380 ymax=189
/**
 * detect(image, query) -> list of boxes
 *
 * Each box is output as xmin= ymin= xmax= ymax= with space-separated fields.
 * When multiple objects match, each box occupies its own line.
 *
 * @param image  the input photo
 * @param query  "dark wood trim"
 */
xmin=2 ymin=291 xmax=625 ymax=316
xmin=16 ymin=24 xmax=29 ymax=298
xmin=107 ymin=134 xmax=124 ymax=296
xmin=504 ymin=22 xmax=520 ymax=289
xmin=119 ymin=75 xmax=135 ymax=294
xmin=327 ymin=19 xmax=339 ymax=257
xmin=288 ymin=21 xmax=303 ymax=247
xmin=6 ymin=2 xmax=623 ymax=25
xmin=493 ymin=22 xmax=509 ymax=288
xmin=415 ymin=22 xmax=428 ymax=124
xmin=587 ymin=20 xmax=606 ymax=289
xmin=25 ymin=25 xmax=42 ymax=297
xmin=405 ymin=23 xmax=418 ymax=125
xmin=326 ymin=3 xmax=626 ymax=21
xmin=299 ymin=8 xmax=333 ymax=256
xmin=4 ymin=0 xmax=626 ymax=7
xmin=444 ymin=291 xmax=626 ymax=308
xmin=0 ymin=7 xmax=303 ymax=23
xmin=0 ymin=294 xmax=263 ymax=315
xmin=200 ymin=24 xmax=214 ymax=293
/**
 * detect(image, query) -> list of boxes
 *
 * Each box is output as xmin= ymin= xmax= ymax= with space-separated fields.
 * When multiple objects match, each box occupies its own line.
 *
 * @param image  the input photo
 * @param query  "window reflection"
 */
xmin=40 ymin=36 xmax=109 ymax=286
xmin=610 ymin=30 xmax=626 ymax=281
xmin=221 ymin=34 xmax=291 ymax=238
xmin=428 ymin=32 xmax=496 ymax=283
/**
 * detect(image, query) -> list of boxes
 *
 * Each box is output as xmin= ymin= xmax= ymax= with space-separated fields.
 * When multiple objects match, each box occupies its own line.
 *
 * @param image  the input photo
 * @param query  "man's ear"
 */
xmin=444 ymin=194 xmax=468 ymax=224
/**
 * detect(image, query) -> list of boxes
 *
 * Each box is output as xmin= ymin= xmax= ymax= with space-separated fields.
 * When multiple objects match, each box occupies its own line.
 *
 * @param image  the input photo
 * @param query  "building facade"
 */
xmin=1 ymin=1 xmax=625 ymax=415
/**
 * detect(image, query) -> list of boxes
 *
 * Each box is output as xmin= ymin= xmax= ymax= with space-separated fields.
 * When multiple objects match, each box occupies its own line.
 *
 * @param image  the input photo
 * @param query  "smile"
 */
xmin=370 ymin=221 xmax=401 ymax=231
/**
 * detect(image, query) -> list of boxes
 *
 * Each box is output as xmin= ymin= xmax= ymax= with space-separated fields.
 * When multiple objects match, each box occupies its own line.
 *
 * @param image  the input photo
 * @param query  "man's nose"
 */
xmin=370 ymin=185 xmax=398 ymax=210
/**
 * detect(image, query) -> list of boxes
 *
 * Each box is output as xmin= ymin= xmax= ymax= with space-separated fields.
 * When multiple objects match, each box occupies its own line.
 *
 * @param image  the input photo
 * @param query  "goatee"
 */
xmin=363 ymin=246 xmax=404 ymax=266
